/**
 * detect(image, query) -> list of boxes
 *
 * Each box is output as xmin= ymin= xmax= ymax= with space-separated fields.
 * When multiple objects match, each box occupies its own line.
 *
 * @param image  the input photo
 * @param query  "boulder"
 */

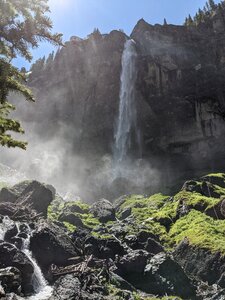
xmin=0 ymin=188 xmax=18 ymax=203
xmin=4 ymin=225 xmax=18 ymax=242
xmin=58 ymin=213 xmax=84 ymax=228
xmin=49 ymin=275 xmax=81 ymax=300
xmin=173 ymin=239 xmax=225 ymax=285
xmin=0 ymin=242 xmax=34 ymax=294
xmin=142 ymin=252 xmax=197 ymax=298
xmin=0 ymin=267 xmax=21 ymax=294
xmin=30 ymin=221 xmax=77 ymax=270
xmin=110 ymin=272 xmax=136 ymax=292
xmin=50 ymin=275 xmax=104 ymax=300
xmin=90 ymin=199 xmax=115 ymax=223
xmin=137 ymin=231 xmax=159 ymax=243
xmin=17 ymin=181 xmax=55 ymax=216
xmin=117 ymin=250 xmax=150 ymax=274
xmin=145 ymin=237 xmax=164 ymax=254
xmin=0 ymin=181 xmax=55 ymax=217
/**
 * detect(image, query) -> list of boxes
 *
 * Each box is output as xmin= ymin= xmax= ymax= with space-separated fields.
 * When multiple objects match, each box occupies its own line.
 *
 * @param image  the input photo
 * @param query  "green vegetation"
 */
xmin=184 ymin=0 xmax=223 ymax=26
xmin=174 ymin=190 xmax=221 ymax=210
xmin=133 ymin=293 xmax=182 ymax=300
xmin=47 ymin=198 xmax=100 ymax=232
xmin=169 ymin=210 xmax=225 ymax=254
xmin=47 ymin=173 xmax=225 ymax=255
xmin=0 ymin=0 xmax=62 ymax=149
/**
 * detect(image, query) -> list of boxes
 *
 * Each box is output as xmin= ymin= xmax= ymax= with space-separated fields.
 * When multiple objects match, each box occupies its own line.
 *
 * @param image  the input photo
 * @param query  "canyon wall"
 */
xmin=9 ymin=6 xmax=225 ymax=197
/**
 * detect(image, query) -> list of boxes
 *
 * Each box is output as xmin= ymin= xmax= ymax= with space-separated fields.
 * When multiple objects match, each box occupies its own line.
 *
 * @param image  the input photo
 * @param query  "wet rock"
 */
xmin=4 ymin=225 xmax=18 ymax=242
xmin=0 ymin=283 xmax=5 ymax=297
xmin=90 ymin=199 xmax=115 ymax=223
xmin=58 ymin=213 xmax=84 ymax=228
xmin=0 ymin=267 xmax=21 ymax=294
xmin=145 ymin=238 xmax=164 ymax=254
xmin=142 ymin=252 xmax=197 ymax=298
xmin=10 ymin=237 xmax=23 ymax=250
xmin=0 ymin=242 xmax=34 ymax=294
xmin=30 ymin=221 xmax=77 ymax=270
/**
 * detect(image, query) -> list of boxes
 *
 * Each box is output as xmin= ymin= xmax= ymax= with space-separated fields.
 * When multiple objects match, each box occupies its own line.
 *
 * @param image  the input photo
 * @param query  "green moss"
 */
xmin=119 ymin=193 xmax=170 ymax=212
xmin=47 ymin=199 xmax=100 ymax=230
xmin=205 ymin=173 xmax=225 ymax=179
xmin=133 ymin=293 xmax=182 ymax=300
xmin=174 ymin=190 xmax=220 ymax=210
xmin=92 ymin=232 xmax=113 ymax=240
xmin=79 ymin=213 xmax=100 ymax=228
xmin=169 ymin=210 xmax=225 ymax=254
xmin=63 ymin=222 xmax=76 ymax=232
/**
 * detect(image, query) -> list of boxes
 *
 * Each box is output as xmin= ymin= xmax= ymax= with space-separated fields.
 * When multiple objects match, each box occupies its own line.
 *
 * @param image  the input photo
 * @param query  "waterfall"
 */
xmin=20 ymin=225 xmax=53 ymax=300
xmin=0 ymin=219 xmax=52 ymax=300
xmin=113 ymin=39 xmax=140 ymax=171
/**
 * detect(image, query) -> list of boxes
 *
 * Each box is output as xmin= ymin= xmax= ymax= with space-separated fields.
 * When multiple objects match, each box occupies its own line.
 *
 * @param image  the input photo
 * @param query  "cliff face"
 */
xmin=14 ymin=7 xmax=225 ymax=194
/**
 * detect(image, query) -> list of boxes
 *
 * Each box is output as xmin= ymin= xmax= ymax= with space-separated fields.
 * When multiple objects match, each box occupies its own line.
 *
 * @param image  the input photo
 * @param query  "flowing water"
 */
xmin=0 ymin=218 xmax=52 ymax=299
xmin=113 ymin=39 xmax=140 ymax=176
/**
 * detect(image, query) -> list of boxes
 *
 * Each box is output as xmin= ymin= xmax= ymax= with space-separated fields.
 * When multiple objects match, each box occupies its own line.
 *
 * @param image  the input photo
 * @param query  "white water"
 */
xmin=113 ymin=39 xmax=140 ymax=168
xmin=0 ymin=216 xmax=14 ymax=241
xmin=20 ymin=226 xmax=53 ymax=300
xmin=0 ymin=219 xmax=52 ymax=300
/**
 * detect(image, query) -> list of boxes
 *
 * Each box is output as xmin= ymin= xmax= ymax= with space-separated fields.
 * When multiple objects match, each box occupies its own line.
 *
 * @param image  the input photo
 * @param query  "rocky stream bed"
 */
xmin=1 ymin=172 xmax=225 ymax=299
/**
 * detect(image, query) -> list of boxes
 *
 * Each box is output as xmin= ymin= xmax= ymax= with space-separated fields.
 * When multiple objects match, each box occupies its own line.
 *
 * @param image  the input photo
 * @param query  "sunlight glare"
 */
xmin=49 ymin=0 xmax=74 ymax=11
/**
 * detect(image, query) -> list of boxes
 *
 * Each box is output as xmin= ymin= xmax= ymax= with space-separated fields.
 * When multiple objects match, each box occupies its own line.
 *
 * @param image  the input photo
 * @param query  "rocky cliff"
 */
xmin=10 ymin=4 xmax=225 ymax=197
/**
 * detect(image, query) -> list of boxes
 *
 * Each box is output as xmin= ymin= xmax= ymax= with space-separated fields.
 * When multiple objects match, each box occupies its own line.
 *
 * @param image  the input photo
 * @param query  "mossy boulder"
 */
xmin=90 ymin=199 xmax=115 ymax=223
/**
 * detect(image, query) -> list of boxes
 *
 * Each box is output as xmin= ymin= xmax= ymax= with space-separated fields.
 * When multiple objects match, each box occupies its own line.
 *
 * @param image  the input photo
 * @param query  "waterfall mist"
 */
xmin=0 ymin=38 xmax=161 ymax=202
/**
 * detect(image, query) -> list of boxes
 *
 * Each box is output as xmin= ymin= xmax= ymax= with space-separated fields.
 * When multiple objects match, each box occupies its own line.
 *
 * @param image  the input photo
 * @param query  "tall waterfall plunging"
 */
xmin=113 ymin=39 xmax=140 ymax=170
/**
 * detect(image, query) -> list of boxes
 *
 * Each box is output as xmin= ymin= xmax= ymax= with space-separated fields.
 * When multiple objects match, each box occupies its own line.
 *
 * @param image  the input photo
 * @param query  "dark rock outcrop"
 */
xmin=0 ymin=181 xmax=55 ymax=217
xmin=0 ymin=267 xmax=21 ymax=294
xmin=0 ymin=242 xmax=34 ymax=294
xmin=143 ymin=252 xmax=197 ymax=298
xmin=173 ymin=239 xmax=225 ymax=286
xmin=30 ymin=221 xmax=77 ymax=270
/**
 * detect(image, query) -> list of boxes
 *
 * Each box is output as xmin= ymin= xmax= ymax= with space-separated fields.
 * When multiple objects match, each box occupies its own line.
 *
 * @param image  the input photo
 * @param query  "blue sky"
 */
xmin=15 ymin=0 xmax=221 ymax=69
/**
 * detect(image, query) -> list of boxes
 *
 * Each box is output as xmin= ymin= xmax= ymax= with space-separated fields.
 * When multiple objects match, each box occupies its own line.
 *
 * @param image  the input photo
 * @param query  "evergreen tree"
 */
xmin=198 ymin=8 xmax=204 ymax=23
xmin=0 ymin=0 xmax=62 ymax=149
xmin=163 ymin=18 xmax=167 ymax=25
xmin=208 ymin=0 xmax=216 ymax=10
